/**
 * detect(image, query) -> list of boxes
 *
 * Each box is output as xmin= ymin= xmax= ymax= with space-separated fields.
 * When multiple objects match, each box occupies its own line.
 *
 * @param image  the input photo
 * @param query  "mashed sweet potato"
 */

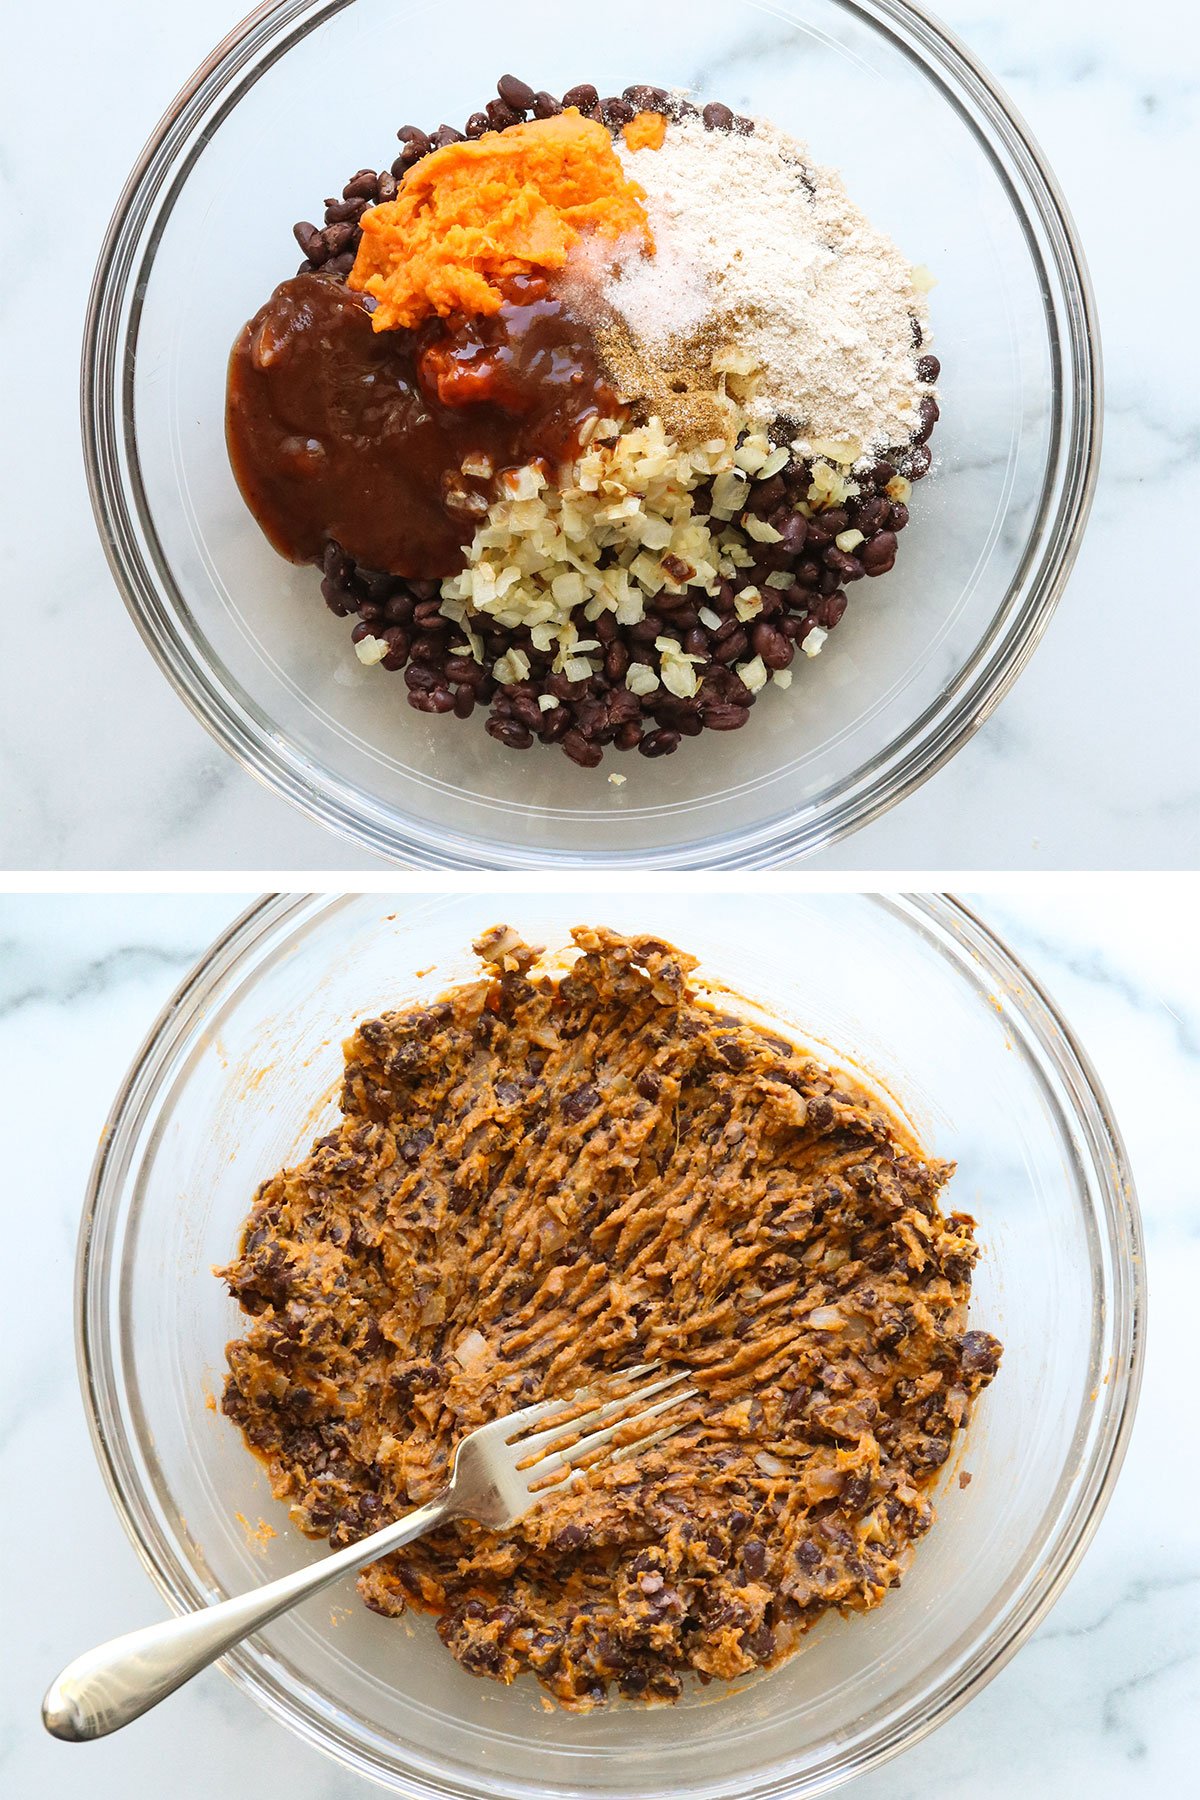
xmin=349 ymin=111 xmax=654 ymax=331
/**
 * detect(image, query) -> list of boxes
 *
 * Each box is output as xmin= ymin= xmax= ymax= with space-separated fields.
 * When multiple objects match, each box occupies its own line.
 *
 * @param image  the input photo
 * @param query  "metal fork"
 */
xmin=43 ymin=1363 xmax=696 ymax=1742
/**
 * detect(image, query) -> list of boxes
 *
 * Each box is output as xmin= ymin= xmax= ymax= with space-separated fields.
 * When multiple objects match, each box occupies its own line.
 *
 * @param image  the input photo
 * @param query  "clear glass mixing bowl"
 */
xmin=78 ymin=894 xmax=1142 ymax=1796
xmin=83 ymin=0 xmax=1100 ymax=868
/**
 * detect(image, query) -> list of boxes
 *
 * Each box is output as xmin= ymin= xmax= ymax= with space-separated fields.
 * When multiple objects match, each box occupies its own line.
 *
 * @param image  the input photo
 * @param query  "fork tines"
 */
xmin=512 ymin=1365 xmax=698 ymax=1490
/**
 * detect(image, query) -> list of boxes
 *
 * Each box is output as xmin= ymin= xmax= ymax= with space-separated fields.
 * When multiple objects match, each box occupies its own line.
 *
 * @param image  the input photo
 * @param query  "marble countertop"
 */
xmin=2 ymin=886 xmax=1196 ymax=1797
xmin=3 ymin=0 xmax=1198 ymax=870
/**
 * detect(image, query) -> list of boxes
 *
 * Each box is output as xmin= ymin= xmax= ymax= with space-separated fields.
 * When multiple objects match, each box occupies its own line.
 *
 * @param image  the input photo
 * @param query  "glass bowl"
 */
xmin=78 ymin=893 xmax=1142 ymax=1796
xmin=83 ymin=0 xmax=1100 ymax=869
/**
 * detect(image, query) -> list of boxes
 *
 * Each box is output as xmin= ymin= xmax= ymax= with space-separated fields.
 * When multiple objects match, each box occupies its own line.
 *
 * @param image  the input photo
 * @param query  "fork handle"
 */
xmin=42 ymin=1494 xmax=452 ymax=1742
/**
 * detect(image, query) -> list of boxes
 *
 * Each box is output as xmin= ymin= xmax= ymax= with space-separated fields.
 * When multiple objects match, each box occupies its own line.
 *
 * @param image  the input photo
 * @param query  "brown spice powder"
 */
xmin=595 ymin=314 xmax=735 ymax=443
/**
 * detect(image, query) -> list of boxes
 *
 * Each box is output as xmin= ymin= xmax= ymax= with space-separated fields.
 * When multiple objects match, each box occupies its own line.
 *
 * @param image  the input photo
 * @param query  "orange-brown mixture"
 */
xmin=219 ymin=928 xmax=1002 ymax=1707
xmin=349 ymin=111 xmax=653 ymax=331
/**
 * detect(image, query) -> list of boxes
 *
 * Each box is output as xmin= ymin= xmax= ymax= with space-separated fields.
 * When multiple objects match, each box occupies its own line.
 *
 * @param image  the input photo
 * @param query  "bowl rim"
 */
xmin=75 ymin=893 xmax=1145 ymax=1796
xmin=81 ymin=0 xmax=1103 ymax=870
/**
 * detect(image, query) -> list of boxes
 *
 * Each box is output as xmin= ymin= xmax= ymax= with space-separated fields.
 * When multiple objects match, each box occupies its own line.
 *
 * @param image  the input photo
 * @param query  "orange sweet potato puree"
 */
xmin=623 ymin=110 xmax=668 ymax=153
xmin=348 ymin=110 xmax=655 ymax=332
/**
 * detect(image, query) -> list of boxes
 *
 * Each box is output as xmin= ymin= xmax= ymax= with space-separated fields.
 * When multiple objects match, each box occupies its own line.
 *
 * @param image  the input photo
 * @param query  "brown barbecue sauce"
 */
xmin=225 ymin=272 xmax=621 ymax=579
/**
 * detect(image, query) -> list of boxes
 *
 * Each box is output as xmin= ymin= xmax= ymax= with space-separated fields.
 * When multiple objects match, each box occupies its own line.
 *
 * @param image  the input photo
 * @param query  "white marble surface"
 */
xmin=1 ymin=886 xmax=1196 ymax=1797
xmin=1 ymin=1 xmax=1198 ymax=869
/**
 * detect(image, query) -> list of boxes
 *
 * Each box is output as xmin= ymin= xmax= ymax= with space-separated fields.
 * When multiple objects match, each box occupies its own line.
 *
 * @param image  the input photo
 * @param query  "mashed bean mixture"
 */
xmin=220 ymin=927 xmax=1001 ymax=1707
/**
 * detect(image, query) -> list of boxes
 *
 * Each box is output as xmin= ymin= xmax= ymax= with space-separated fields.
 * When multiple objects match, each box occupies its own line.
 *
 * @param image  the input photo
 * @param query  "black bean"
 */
xmin=624 ymin=84 xmax=668 ymax=111
xmin=384 ymin=593 xmax=414 ymax=626
xmin=562 ymin=730 xmax=603 ymax=768
xmin=752 ymin=622 xmax=793 ymax=669
xmin=498 ymin=74 xmax=537 ymax=110
xmin=602 ymin=96 xmax=636 ymax=126
xmin=465 ymin=111 xmax=490 ymax=138
xmin=486 ymin=716 xmax=533 ymax=750
xmin=907 ymin=444 xmax=933 ymax=480
xmin=509 ymin=692 xmax=544 ymax=731
xmin=890 ymin=502 xmax=910 ymax=532
xmin=704 ymin=704 xmax=751 ymax=731
xmin=321 ymin=221 xmax=357 ymax=257
xmin=604 ymin=642 xmax=631 ymax=683
xmin=914 ymin=394 xmax=940 ymax=445
xmin=733 ymin=115 xmax=755 ymax=134
xmin=487 ymin=98 xmax=523 ymax=130
xmin=295 ymin=219 xmax=331 ymax=266
xmin=750 ymin=474 xmax=787 ymax=514
xmin=851 ymin=495 xmax=889 ymax=536
xmin=343 ymin=169 xmax=379 ymax=199
xmin=825 ymin=548 xmax=865 ymax=583
xmin=703 ymin=102 xmax=735 ymax=130
xmin=742 ymin=1538 xmax=767 ymax=1580
xmin=862 ymin=531 xmax=898 ymax=577
xmin=720 ymin=673 xmax=754 ymax=709
xmin=533 ymin=91 xmax=562 ymax=118
xmin=639 ymin=729 xmax=681 ymax=759
xmin=320 ymin=578 xmax=351 ymax=617
xmin=381 ymin=630 xmax=410 ymax=671
xmin=814 ymin=591 xmax=848 ymax=629
xmin=606 ymin=688 xmax=641 ymax=726
xmin=562 ymin=1084 xmax=600 ymax=1122
xmin=431 ymin=124 xmax=465 ymax=148
xmin=917 ymin=354 xmax=941 ymax=383
xmin=615 ymin=720 xmax=642 ymax=751
xmin=562 ymin=84 xmax=600 ymax=111
xmin=357 ymin=569 xmax=393 ymax=604
xmin=375 ymin=171 xmax=398 ymax=203
xmin=960 ymin=1330 xmax=1002 ymax=1377
xmin=776 ymin=512 xmax=808 ymax=555
xmin=395 ymin=125 xmax=430 ymax=158
xmin=713 ymin=628 xmax=749 ymax=665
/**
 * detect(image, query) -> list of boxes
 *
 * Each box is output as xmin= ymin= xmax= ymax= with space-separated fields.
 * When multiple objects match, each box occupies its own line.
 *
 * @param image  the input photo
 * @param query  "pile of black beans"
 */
xmin=293 ymin=76 xmax=939 ymax=767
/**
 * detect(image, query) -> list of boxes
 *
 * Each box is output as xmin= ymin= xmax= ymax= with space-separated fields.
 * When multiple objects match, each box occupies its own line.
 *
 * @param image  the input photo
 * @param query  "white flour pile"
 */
xmin=604 ymin=116 xmax=931 ymax=455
